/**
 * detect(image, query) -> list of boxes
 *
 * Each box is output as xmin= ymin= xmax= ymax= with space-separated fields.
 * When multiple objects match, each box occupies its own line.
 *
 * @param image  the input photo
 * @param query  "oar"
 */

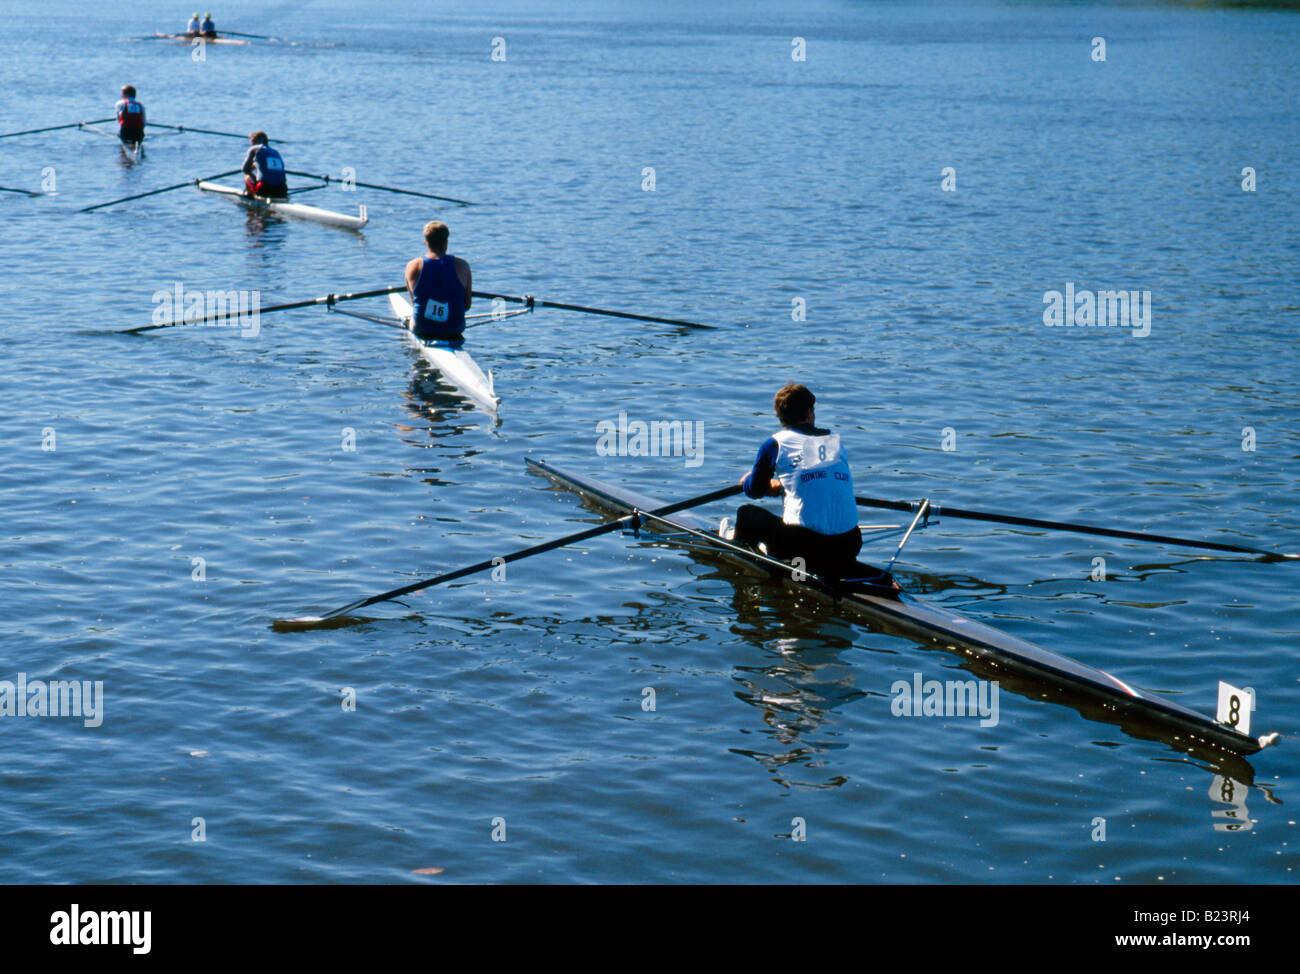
xmin=471 ymin=291 xmax=714 ymax=330
xmin=0 ymin=118 xmax=115 ymax=139
xmin=219 ymin=30 xmax=274 ymax=39
xmin=119 ymin=285 xmax=407 ymax=334
xmin=0 ymin=185 xmax=41 ymax=197
xmin=80 ymin=169 xmax=242 ymax=213
xmin=284 ymin=170 xmax=473 ymax=205
xmin=855 ymin=496 xmax=1299 ymax=561
xmin=147 ymin=123 xmax=289 ymax=143
xmin=272 ymin=482 xmax=744 ymax=630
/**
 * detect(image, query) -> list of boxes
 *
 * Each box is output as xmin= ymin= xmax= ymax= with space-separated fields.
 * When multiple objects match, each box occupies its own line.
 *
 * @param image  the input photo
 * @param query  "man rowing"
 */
xmin=186 ymin=13 xmax=202 ymax=36
xmin=726 ymin=383 xmax=892 ymax=586
xmin=404 ymin=221 xmax=472 ymax=344
xmin=241 ymin=131 xmax=287 ymax=199
xmin=115 ymin=85 xmax=146 ymax=148
xmin=200 ymin=13 xmax=216 ymax=38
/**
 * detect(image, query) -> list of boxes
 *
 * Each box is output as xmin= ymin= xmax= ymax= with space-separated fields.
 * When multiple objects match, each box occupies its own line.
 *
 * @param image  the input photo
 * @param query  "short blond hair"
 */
xmin=423 ymin=221 xmax=450 ymax=252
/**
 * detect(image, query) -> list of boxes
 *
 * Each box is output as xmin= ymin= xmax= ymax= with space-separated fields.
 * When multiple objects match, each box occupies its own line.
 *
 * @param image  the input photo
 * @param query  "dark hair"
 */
xmin=422 ymin=221 xmax=450 ymax=252
xmin=773 ymin=383 xmax=815 ymax=426
xmin=121 ymin=85 xmax=136 ymax=98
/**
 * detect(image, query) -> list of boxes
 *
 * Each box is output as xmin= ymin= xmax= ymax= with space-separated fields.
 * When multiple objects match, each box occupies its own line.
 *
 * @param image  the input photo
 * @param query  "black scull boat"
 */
xmin=526 ymin=458 xmax=1278 ymax=758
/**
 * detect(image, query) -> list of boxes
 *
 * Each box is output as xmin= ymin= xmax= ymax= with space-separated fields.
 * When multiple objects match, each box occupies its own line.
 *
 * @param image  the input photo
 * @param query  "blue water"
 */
xmin=1 ymin=0 xmax=1297 ymax=883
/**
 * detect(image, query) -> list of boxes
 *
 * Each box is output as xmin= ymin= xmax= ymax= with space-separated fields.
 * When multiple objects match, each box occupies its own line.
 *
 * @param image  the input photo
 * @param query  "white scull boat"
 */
xmin=389 ymin=292 xmax=500 ymax=413
xmin=196 ymin=180 xmax=368 ymax=230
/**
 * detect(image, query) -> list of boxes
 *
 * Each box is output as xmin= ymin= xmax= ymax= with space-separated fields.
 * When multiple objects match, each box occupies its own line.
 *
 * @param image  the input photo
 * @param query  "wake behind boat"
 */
xmin=195 ymin=180 xmax=368 ymax=230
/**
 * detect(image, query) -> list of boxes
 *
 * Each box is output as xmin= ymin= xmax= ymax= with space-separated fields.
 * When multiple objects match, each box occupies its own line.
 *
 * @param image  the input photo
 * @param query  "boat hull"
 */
xmin=195 ymin=181 xmax=367 ymax=230
xmin=526 ymin=458 xmax=1270 ymax=757
xmin=153 ymin=32 xmax=249 ymax=45
xmin=389 ymin=293 xmax=499 ymax=412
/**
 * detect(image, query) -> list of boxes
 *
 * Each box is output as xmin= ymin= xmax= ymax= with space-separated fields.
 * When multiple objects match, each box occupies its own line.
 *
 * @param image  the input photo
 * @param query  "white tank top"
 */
xmin=771 ymin=428 xmax=857 ymax=534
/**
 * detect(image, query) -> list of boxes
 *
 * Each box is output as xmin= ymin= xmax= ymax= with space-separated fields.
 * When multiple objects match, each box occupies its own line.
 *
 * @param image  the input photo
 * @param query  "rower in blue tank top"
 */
xmin=404 ymin=221 xmax=472 ymax=343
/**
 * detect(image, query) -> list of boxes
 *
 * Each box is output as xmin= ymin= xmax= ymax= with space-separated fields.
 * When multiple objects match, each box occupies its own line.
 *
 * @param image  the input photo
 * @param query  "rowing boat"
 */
xmin=526 ymin=458 xmax=1278 ymax=757
xmin=79 ymin=123 xmax=143 ymax=162
xmin=196 ymin=180 xmax=368 ymax=230
xmin=389 ymin=293 xmax=500 ymax=413
xmin=153 ymin=32 xmax=249 ymax=45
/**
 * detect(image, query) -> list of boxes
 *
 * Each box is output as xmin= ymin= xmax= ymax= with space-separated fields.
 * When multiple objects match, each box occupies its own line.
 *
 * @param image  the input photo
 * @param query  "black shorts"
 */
xmin=734 ymin=504 xmax=862 ymax=581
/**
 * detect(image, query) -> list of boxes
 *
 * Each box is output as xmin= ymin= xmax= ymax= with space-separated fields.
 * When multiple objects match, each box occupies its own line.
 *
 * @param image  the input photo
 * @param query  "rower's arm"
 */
xmin=404 ymin=258 xmax=421 ymax=295
xmin=741 ymin=438 xmax=782 ymax=498
xmin=456 ymin=258 xmax=472 ymax=310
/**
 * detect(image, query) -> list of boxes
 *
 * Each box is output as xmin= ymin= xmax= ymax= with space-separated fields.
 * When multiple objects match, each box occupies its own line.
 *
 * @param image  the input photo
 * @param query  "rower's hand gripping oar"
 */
xmin=272 ymin=482 xmax=744 ymax=631
xmin=855 ymin=496 xmax=1298 ymax=561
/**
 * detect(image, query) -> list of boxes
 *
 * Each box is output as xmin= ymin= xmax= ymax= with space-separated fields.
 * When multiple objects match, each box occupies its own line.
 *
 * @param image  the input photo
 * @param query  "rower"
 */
xmin=200 ymin=13 xmax=216 ymax=38
xmin=186 ymin=13 xmax=201 ymax=36
xmin=725 ymin=383 xmax=882 ymax=584
xmin=114 ymin=85 xmax=146 ymax=148
xmin=241 ymin=132 xmax=288 ymax=199
xmin=404 ymin=221 xmax=472 ymax=345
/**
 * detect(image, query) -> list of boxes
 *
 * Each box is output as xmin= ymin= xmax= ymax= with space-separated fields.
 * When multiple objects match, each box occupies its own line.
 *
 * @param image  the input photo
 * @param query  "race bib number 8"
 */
xmin=799 ymin=434 xmax=840 ymax=471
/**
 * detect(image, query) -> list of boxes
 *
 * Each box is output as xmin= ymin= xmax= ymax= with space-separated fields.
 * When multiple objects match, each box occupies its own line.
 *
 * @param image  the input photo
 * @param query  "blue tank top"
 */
xmin=251 ymin=145 xmax=286 ymax=188
xmin=411 ymin=256 xmax=466 ymax=340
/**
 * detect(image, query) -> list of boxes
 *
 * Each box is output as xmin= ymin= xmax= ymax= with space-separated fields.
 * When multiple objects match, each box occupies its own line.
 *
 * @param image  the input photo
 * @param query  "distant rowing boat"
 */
xmin=389 ymin=293 xmax=500 ymax=413
xmin=152 ymin=32 xmax=248 ymax=45
xmin=527 ymin=458 xmax=1279 ymax=758
xmin=78 ymin=123 xmax=144 ymax=162
xmin=196 ymin=180 xmax=368 ymax=230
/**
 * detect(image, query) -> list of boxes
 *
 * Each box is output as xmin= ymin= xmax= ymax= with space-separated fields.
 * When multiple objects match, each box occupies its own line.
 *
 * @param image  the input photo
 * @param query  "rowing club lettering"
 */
xmin=595 ymin=411 xmax=705 ymax=468
xmin=891 ymin=672 xmax=999 ymax=727
xmin=799 ymin=469 xmax=850 ymax=484
xmin=151 ymin=282 xmax=261 ymax=337
xmin=1042 ymin=282 xmax=1151 ymax=337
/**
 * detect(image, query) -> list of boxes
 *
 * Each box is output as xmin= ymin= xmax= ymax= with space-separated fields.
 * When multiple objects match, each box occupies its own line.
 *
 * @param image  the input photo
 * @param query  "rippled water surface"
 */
xmin=1 ymin=0 xmax=1297 ymax=883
